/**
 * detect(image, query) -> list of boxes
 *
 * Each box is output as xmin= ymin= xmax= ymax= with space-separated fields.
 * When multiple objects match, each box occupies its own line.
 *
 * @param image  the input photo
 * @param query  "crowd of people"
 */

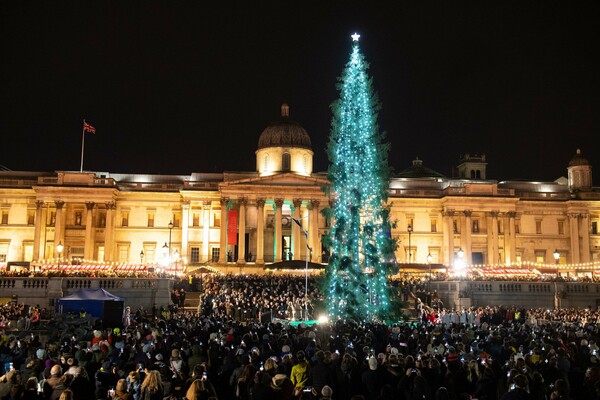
xmin=0 ymin=273 xmax=599 ymax=400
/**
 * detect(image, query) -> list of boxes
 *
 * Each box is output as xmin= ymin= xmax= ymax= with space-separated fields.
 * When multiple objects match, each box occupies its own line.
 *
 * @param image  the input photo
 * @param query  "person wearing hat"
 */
xmin=319 ymin=385 xmax=333 ymax=400
xmin=361 ymin=357 xmax=381 ymax=400
xmin=290 ymin=351 xmax=310 ymax=389
xmin=269 ymin=373 xmax=294 ymax=400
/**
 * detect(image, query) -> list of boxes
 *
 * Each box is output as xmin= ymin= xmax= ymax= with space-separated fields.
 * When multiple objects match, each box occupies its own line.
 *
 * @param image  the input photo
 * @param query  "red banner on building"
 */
xmin=228 ymin=210 xmax=238 ymax=245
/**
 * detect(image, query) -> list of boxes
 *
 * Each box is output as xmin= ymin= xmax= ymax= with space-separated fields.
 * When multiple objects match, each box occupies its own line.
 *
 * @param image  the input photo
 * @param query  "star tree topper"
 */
xmin=351 ymin=32 xmax=360 ymax=42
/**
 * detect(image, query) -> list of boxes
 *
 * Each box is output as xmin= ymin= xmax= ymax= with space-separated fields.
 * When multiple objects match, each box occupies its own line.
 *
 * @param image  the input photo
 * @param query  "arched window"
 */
xmin=282 ymin=152 xmax=291 ymax=171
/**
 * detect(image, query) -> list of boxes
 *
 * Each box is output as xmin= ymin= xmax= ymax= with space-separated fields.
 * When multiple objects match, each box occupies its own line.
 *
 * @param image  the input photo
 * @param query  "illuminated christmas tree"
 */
xmin=325 ymin=33 xmax=396 ymax=320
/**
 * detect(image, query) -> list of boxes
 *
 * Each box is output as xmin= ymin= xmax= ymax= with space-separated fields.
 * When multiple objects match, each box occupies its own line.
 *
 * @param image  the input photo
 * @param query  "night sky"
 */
xmin=1 ymin=2 xmax=599 ymax=182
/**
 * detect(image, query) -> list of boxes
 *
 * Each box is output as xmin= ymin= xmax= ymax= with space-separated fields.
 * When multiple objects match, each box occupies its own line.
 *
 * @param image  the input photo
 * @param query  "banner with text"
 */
xmin=228 ymin=210 xmax=238 ymax=245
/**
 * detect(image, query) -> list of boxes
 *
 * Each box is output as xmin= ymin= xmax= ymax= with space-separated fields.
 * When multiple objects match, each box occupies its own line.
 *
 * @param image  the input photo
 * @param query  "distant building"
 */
xmin=0 ymin=105 xmax=598 ymax=276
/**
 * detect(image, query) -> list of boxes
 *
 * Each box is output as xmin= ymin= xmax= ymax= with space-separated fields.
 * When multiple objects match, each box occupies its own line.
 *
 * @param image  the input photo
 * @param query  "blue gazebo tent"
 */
xmin=56 ymin=288 xmax=124 ymax=327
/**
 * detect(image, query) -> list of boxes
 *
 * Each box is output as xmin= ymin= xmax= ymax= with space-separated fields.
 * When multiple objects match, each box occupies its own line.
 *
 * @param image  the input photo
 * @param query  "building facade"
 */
xmin=1 ymin=106 xmax=600 ymax=275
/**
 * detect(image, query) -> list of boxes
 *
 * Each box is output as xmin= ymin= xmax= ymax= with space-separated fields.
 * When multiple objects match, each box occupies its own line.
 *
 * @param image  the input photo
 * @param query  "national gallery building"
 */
xmin=1 ymin=104 xmax=599 ymax=276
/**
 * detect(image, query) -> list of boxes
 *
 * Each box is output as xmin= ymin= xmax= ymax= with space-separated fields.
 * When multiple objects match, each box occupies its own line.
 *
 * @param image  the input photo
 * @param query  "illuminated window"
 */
xmin=535 ymin=250 xmax=545 ymax=263
xmin=49 ymin=211 xmax=56 ymax=226
xmin=23 ymin=242 xmax=33 ymax=262
xmin=97 ymin=246 xmax=104 ymax=262
xmin=211 ymin=247 xmax=220 ymax=262
xmin=0 ymin=242 xmax=8 ymax=262
xmin=558 ymin=220 xmax=564 ymax=235
xmin=535 ymin=220 xmax=542 ymax=234
xmin=430 ymin=219 xmax=437 ymax=233
xmin=143 ymin=244 xmax=155 ymax=263
xmin=147 ymin=213 xmax=155 ymax=228
xmin=121 ymin=211 xmax=129 ymax=227
xmin=192 ymin=212 xmax=200 ymax=227
xmin=472 ymin=219 xmax=479 ymax=233
xmin=453 ymin=220 xmax=459 ymax=234
xmin=117 ymin=244 xmax=129 ymax=263
xmin=407 ymin=218 xmax=414 ymax=231
xmin=191 ymin=247 xmax=200 ymax=263
xmin=282 ymin=153 xmax=291 ymax=171
xmin=214 ymin=213 xmax=221 ymax=227
xmin=1 ymin=210 xmax=8 ymax=225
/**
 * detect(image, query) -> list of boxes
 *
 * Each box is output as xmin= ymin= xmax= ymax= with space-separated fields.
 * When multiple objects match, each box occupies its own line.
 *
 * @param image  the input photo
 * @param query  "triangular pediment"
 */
xmin=220 ymin=172 xmax=329 ymax=188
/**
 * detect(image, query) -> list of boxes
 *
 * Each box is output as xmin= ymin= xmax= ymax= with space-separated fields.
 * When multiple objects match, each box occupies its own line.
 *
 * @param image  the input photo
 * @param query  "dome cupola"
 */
xmin=256 ymin=104 xmax=314 ymax=177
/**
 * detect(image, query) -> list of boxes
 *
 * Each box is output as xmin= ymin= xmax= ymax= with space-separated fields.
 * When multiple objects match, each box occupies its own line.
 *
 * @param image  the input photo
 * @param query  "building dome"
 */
xmin=568 ymin=148 xmax=589 ymax=167
xmin=257 ymin=104 xmax=312 ymax=150
xmin=397 ymin=158 xmax=446 ymax=179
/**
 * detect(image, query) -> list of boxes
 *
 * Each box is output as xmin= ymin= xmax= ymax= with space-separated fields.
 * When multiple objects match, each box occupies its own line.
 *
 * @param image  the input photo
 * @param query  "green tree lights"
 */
xmin=324 ymin=34 xmax=396 ymax=321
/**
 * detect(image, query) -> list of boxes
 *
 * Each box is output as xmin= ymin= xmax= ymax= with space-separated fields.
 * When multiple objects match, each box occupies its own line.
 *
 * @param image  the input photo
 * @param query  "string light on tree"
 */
xmin=324 ymin=33 xmax=396 ymax=320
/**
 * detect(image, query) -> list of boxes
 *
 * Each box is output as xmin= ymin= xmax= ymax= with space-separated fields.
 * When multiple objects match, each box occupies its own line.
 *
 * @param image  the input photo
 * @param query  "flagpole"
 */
xmin=80 ymin=119 xmax=86 ymax=172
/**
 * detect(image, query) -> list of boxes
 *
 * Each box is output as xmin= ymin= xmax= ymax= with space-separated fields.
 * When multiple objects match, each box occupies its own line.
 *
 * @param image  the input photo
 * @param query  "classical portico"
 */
xmin=218 ymin=173 xmax=329 ymax=266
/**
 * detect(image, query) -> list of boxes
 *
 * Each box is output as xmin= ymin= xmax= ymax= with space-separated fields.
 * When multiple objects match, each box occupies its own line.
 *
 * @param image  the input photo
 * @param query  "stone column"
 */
xmin=292 ymin=198 xmax=302 ymax=260
xmin=237 ymin=198 xmax=247 ymax=264
xmin=506 ymin=212 xmax=517 ymax=265
xmin=84 ymin=202 xmax=95 ymax=260
xmin=569 ymin=213 xmax=580 ymax=263
xmin=181 ymin=202 xmax=190 ymax=262
xmin=309 ymin=200 xmax=320 ymax=262
xmin=463 ymin=210 xmax=473 ymax=265
xmin=218 ymin=198 xmax=228 ymax=263
xmin=489 ymin=211 xmax=499 ymax=265
xmin=202 ymin=201 xmax=211 ymax=262
xmin=54 ymin=201 xmax=65 ymax=254
xmin=255 ymin=199 xmax=265 ymax=264
xmin=104 ymin=202 xmax=116 ymax=262
xmin=581 ymin=213 xmax=591 ymax=263
xmin=443 ymin=210 xmax=454 ymax=265
xmin=274 ymin=198 xmax=284 ymax=262
xmin=33 ymin=200 xmax=45 ymax=261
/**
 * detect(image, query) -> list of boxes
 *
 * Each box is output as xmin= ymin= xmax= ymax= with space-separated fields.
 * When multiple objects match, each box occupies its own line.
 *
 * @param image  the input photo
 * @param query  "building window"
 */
xmin=453 ymin=220 xmax=459 ymax=234
xmin=558 ymin=220 xmax=564 ymax=235
xmin=27 ymin=210 xmax=35 ymax=225
xmin=282 ymin=152 xmax=291 ymax=171
xmin=147 ymin=213 xmax=154 ymax=228
xmin=23 ymin=242 xmax=33 ymax=262
xmin=472 ymin=219 xmax=479 ymax=233
xmin=49 ymin=211 xmax=56 ymax=227
xmin=498 ymin=219 xmax=503 ymax=234
xmin=118 ymin=244 xmax=129 ymax=263
xmin=1 ymin=210 xmax=8 ymax=225
xmin=191 ymin=247 xmax=200 ymax=263
xmin=593 ymin=221 xmax=598 ymax=235
xmin=74 ymin=211 xmax=83 ymax=226
xmin=430 ymin=219 xmax=437 ymax=233
xmin=192 ymin=212 xmax=200 ymax=227
xmin=407 ymin=218 xmax=414 ymax=231
xmin=0 ymin=242 xmax=8 ymax=262
xmin=515 ymin=220 xmax=520 ymax=234
xmin=121 ymin=211 xmax=129 ymax=227
xmin=535 ymin=220 xmax=542 ymax=234
xmin=214 ymin=213 xmax=221 ymax=228
xmin=97 ymin=212 xmax=106 ymax=228
xmin=535 ymin=250 xmax=546 ymax=264
xmin=143 ymin=244 xmax=156 ymax=264
xmin=97 ymin=246 xmax=104 ymax=262
xmin=211 ymin=247 xmax=220 ymax=262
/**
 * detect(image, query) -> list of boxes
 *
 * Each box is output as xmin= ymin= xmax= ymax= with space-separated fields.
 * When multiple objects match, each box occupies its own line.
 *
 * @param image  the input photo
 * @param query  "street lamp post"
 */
xmin=56 ymin=242 xmax=64 ymax=270
xmin=407 ymin=224 xmax=413 ymax=263
xmin=553 ymin=249 xmax=560 ymax=309
xmin=168 ymin=220 xmax=174 ymax=267
xmin=427 ymin=252 xmax=433 ymax=292
xmin=140 ymin=250 xmax=144 ymax=265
